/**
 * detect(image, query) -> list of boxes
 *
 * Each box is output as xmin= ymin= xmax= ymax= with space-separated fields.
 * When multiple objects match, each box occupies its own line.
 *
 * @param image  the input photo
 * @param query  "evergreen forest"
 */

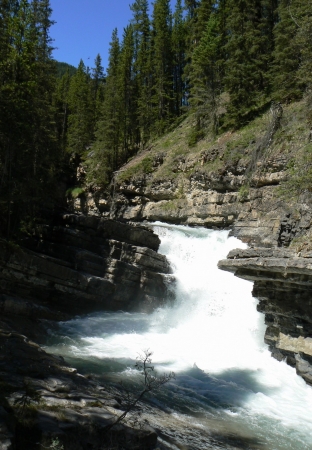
xmin=1 ymin=0 xmax=312 ymax=238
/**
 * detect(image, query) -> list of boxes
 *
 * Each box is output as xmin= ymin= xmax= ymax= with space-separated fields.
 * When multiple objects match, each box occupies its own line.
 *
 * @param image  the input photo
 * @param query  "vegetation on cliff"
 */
xmin=1 ymin=0 xmax=312 ymax=238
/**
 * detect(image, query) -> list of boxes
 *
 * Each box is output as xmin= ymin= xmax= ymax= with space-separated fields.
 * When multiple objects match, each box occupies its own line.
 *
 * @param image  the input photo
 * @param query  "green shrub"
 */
xmin=279 ymin=144 xmax=312 ymax=198
xmin=66 ymin=187 xmax=85 ymax=199
xmin=188 ymin=128 xmax=205 ymax=147
xmin=238 ymin=185 xmax=249 ymax=201
xmin=118 ymin=156 xmax=154 ymax=182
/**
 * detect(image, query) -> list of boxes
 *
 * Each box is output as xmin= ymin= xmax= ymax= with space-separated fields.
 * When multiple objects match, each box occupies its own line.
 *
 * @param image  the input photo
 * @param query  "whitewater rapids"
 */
xmin=47 ymin=223 xmax=312 ymax=449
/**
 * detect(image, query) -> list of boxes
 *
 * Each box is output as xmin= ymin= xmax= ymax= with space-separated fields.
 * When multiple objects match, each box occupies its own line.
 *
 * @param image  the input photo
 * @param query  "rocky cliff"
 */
xmin=0 ymin=213 xmax=170 ymax=321
xmin=0 ymin=214 xmax=171 ymax=449
xmin=218 ymin=247 xmax=312 ymax=385
xmin=80 ymin=101 xmax=312 ymax=249
xmin=76 ymin=100 xmax=312 ymax=386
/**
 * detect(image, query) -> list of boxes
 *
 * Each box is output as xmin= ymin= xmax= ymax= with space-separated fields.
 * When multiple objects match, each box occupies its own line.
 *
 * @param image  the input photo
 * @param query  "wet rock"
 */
xmin=0 ymin=215 xmax=171 ymax=319
xmin=0 ymin=330 xmax=161 ymax=450
xmin=218 ymin=248 xmax=312 ymax=384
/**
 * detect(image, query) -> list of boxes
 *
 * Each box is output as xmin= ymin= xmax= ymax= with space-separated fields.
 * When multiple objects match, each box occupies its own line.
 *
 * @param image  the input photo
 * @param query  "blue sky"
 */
xmin=50 ymin=0 xmax=176 ymax=70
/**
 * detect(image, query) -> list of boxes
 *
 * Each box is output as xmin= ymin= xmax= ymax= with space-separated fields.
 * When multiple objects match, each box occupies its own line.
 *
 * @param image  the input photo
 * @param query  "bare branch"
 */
xmin=288 ymin=1 xmax=301 ymax=29
xmin=105 ymin=349 xmax=175 ymax=433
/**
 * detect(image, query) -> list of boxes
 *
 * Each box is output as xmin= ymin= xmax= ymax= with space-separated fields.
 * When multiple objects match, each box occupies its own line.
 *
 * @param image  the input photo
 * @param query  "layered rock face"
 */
xmin=101 ymin=156 xmax=311 ymax=248
xmin=218 ymin=248 xmax=312 ymax=385
xmin=0 ymin=214 xmax=171 ymax=320
xmin=99 ymin=146 xmax=312 ymax=385
xmin=0 ymin=214 xmax=171 ymax=449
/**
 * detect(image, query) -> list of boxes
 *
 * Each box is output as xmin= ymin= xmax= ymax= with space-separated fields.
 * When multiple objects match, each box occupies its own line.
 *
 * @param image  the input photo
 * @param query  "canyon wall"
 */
xmin=106 ymin=159 xmax=312 ymax=384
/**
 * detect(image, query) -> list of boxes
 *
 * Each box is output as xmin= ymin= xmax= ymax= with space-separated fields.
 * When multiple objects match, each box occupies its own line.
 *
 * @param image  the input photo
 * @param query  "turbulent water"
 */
xmin=47 ymin=223 xmax=312 ymax=449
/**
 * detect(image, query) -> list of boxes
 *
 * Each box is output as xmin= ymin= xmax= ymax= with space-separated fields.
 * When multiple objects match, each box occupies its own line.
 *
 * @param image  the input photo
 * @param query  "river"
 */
xmin=46 ymin=223 xmax=312 ymax=449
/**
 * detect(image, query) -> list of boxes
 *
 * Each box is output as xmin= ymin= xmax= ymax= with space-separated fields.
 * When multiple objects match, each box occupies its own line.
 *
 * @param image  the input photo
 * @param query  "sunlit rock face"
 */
xmin=108 ymin=148 xmax=312 ymax=387
xmin=96 ymin=153 xmax=311 ymax=249
xmin=218 ymin=247 xmax=312 ymax=385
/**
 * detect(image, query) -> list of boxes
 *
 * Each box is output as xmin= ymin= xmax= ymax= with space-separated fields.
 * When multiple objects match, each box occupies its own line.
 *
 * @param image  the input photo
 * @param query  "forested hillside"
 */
xmin=1 ymin=0 xmax=312 ymax=238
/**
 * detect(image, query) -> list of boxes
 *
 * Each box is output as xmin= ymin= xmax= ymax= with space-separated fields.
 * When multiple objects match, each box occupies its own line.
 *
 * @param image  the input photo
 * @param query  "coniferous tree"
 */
xmin=189 ymin=10 xmax=222 ymax=134
xmin=296 ymin=3 xmax=312 ymax=92
xmin=224 ymin=0 xmax=271 ymax=128
xmin=184 ymin=0 xmax=199 ymax=19
xmin=91 ymin=53 xmax=105 ymax=123
xmin=172 ymin=0 xmax=186 ymax=116
xmin=272 ymin=0 xmax=303 ymax=101
xmin=118 ymin=25 xmax=137 ymax=163
xmin=54 ymin=69 xmax=71 ymax=152
xmin=0 ymin=0 xmax=60 ymax=236
xmin=292 ymin=2 xmax=312 ymax=122
xmin=91 ymin=54 xmax=105 ymax=100
xmin=88 ymin=29 xmax=121 ymax=187
xmin=131 ymin=0 xmax=152 ymax=145
xmin=67 ymin=60 xmax=94 ymax=159
xmin=194 ymin=0 xmax=213 ymax=43
xmin=150 ymin=0 xmax=173 ymax=134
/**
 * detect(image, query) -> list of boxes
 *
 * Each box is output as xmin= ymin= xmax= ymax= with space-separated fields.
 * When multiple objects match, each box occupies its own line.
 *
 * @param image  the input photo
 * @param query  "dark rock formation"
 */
xmin=0 ymin=328 xmax=158 ymax=450
xmin=0 ymin=214 xmax=173 ymax=449
xmin=218 ymin=248 xmax=312 ymax=385
xmin=0 ymin=214 xmax=171 ymax=319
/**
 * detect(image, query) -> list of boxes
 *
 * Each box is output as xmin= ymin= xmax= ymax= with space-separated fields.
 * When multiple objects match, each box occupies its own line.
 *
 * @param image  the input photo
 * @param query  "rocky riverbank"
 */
xmin=107 ymin=155 xmax=312 ymax=384
xmin=0 ymin=214 xmax=172 ymax=449
xmin=75 ymin=101 xmax=312 ymax=387
xmin=218 ymin=247 xmax=312 ymax=385
xmin=2 ymin=99 xmax=312 ymax=448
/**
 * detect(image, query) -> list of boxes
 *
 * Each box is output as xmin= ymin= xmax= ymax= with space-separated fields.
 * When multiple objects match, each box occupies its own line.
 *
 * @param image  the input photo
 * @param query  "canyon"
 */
xmin=1 ymin=101 xmax=312 ymax=448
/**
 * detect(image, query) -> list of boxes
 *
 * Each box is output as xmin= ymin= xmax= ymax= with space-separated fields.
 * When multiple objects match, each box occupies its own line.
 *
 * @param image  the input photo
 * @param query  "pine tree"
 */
xmin=88 ymin=29 xmax=121 ymax=187
xmin=131 ymin=0 xmax=152 ymax=145
xmin=91 ymin=54 xmax=105 ymax=99
xmin=91 ymin=53 xmax=105 ymax=124
xmin=150 ymin=0 xmax=173 ymax=134
xmin=224 ymin=0 xmax=271 ymax=128
xmin=172 ymin=0 xmax=186 ymax=116
xmin=272 ymin=0 xmax=303 ymax=101
xmin=293 ymin=2 xmax=312 ymax=122
xmin=0 ymin=0 xmax=60 ymax=236
xmin=194 ymin=0 xmax=213 ymax=43
xmin=118 ymin=25 xmax=137 ymax=163
xmin=184 ymin=0 xmax=199 ymax=19
xmin=67 ymin=59 xmax=94 ymax=159
xmin=189 ymin=11 xmax=222 ymax=134
xmin=54 ymin=69 xmax=71 ymax=152
xmin=296 ymin=3 xmax=312 ymax=90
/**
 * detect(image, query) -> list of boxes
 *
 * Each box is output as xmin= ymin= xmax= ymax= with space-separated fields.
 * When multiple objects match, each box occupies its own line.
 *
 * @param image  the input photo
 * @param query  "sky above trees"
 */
xmin=50 ymin=0 xmax=175 ymax=69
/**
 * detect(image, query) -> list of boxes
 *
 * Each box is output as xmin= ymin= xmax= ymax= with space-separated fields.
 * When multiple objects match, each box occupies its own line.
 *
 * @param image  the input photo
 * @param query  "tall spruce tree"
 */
xmin=0 ymin=0 xmax=60 ymax=237
xmin=91 ymin=53 xmax=105 ymax=124
xmin=272 ymin=0 xmax=303 ymax=101
xmin=67 ymin=60 xmax=94 ymax=159
xmin=131 ymin=0 xmax=152 ymax=145
xmin=118 ymin=25 xmax=137 ymax=163
xmin=296 ymin=3 xmax=312 ymax=92
xmin=150 ymin=0 xmax=173 ymax=134
xmin=224 ymin=0 xmax=271 ymax=128
xmin=172 ymin=0 xmax=186 ymax=116
xmin=189 ymin=10 xmax=222 ymax=134
xmin=88 ymin=29 xmax=121 ymax=187
xmin=54 ymin=69 xmax=71 ymax=152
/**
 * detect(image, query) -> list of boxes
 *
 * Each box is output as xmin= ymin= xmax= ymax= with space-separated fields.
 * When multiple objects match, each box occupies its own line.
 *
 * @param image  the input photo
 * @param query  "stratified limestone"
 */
xmin=0 ymin=214 xmax=171 ymax=318
xmin=0 ymin=215 xmax=172 ymax=449
xmin=218 ymin=248 xmax=312 ymax=384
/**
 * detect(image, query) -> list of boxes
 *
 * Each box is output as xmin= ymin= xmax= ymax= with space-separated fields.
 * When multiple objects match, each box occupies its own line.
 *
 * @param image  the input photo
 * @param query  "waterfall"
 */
xmin=47 ymin=223 xmax=312 ymax=449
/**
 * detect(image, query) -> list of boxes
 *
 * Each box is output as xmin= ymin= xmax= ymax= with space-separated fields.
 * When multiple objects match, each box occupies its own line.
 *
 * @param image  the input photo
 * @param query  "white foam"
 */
xmin=48 ymin=223 xmax=312 ymax=449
